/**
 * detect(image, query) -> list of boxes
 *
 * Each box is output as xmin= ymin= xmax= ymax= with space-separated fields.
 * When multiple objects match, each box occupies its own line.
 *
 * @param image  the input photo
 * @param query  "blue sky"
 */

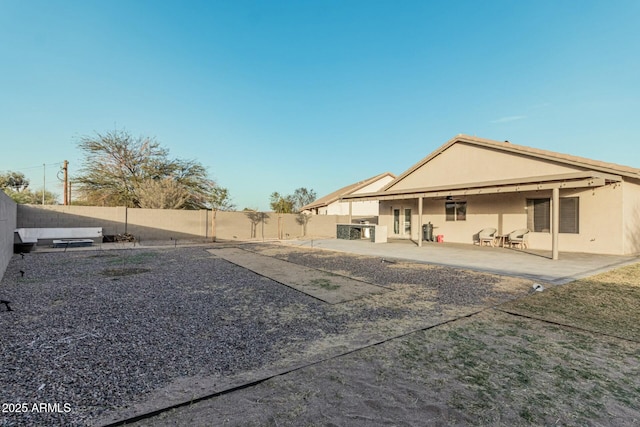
xmin=1 ymin=1 xmax=639 ymax=210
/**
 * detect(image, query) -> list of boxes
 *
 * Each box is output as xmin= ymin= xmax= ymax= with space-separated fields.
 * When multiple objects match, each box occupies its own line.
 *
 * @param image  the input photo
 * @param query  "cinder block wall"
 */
xmin=17 ymin=205 xmax=363 ymax=243
xmin=0 ymin=191 xmax=17 ymax=281
xmin=18 ymin=205 xmax=127 ymax=235
xmin=127 ymin=208 xmax=212 ymax=241
xmin=214 ymin=212 xmax=351 ymax=241
xmin=17 ymin=205 xmax=212 ymax=241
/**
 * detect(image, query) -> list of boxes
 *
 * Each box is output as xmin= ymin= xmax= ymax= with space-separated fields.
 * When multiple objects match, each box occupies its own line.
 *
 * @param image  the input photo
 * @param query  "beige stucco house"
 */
xmin=302 ymin=172 xmax=396 ymax=216
xmin=342 ymin=135 xmax=640 ymax=257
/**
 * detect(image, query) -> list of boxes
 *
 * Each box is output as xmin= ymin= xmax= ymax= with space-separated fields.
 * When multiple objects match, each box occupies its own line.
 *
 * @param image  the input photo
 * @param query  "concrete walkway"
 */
xmin=210 ymin=247 xmax=388 ymax=304
xmin=284 ymin=239 xmax=639 ymax=285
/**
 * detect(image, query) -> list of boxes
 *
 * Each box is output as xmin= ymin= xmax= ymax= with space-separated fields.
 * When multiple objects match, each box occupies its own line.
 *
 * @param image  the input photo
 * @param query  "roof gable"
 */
xmin=385 ymin=135 xmax=640 ymax=192
xmin=302 ymin=172 xmax=396 ymax=210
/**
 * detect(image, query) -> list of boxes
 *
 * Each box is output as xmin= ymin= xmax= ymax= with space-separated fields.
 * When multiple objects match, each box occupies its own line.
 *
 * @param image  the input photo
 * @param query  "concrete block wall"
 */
xmin=214 ymin=211 xmax=351 ymax=241
xmin=17 ymin=205 xmax=212 ymax=242
xmin=127 ymin=208 xmax=212 ymax=241
xmin=18 ymin=205 xmax=128 ymax=235
xmin=0 ymin=191 xmax=17 ymax=281
xmin=16 ymin=205 xmax=358 ymax=243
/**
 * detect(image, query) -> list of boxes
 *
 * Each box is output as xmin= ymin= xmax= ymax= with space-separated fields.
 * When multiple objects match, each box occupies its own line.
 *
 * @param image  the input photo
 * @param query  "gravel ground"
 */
xmin=0 ymin=243 xmax=528 ymax=426
xmin=249 ymin=244 xmax=516 ymax=305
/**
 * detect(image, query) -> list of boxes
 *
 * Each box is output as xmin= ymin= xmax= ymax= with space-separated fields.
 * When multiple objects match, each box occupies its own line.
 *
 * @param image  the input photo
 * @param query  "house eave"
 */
xmin=341 ymin=171 xmax=622 ymax=202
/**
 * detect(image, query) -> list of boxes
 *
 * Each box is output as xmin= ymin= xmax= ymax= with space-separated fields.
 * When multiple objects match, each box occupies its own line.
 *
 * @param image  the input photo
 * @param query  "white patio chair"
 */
xmin=508 ymin=229 xmax=530 ymax=249
xmin=478 ymin=228 xmax=497 ymax=246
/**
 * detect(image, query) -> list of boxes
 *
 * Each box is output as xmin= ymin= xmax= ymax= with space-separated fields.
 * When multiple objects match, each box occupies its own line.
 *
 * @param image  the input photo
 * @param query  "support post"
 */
xmin=62 ymin=160 xmax=68 ymax=206
xmin=418 ymin=196 xmax=423 ymax=247
xmin=552 ymin=187 xmax=559 ymax=260
xmin=348 ymin=201 xmax=353 ymax=224
xmin=212 ymin=209 xmax=217 ymax=242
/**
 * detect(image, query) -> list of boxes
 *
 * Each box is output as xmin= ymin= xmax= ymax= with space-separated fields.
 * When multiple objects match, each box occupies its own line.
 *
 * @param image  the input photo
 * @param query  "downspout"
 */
xmin=552 ymin=187 xmax=559 ymax=260
xmin=418 ymin=196 xmax=423 ymax=247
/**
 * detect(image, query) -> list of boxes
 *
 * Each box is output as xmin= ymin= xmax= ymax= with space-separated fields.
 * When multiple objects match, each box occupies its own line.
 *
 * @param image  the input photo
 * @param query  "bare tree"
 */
xmin=75 ymin=129 xmax=214 ymax=209
xmin=296 ymin=212 xmax=312 ymax=236
xmin=209 ymin=187 xmax=236 ymax=211
xmin=209 ymin=186 xmax=236 ymax=242
xmin=245 ymin=210 xmax=269 ymax=238
xmin=136 ymin=178 xmax=191 ymax=209
xmin=292 ymin=187 xmax=317 ymax=212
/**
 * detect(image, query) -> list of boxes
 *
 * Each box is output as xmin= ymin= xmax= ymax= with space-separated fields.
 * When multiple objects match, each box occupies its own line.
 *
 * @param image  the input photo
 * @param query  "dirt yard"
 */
xmin=136 ymin=257 xmax=640 ymax=427
xmin=1 ymin=243 xmax=638 ymax=426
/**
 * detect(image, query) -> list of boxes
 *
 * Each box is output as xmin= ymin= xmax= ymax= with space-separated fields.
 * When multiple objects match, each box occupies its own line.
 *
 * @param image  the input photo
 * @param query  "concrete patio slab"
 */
xmin=283 ymin=239 xmax=639 ymax=285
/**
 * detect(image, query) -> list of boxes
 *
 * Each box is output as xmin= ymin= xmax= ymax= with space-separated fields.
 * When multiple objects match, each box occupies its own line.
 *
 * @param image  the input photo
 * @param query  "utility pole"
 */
xmin=42 ymin=163 xmax=46 ymax=205
xmin=62 ymin=160 xmax=69 ymax=205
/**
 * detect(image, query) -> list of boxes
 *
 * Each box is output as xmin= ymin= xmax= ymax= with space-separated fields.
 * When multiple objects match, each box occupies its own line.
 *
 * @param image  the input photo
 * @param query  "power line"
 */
xmin=0 ymin=162 xmax=64 ymax=173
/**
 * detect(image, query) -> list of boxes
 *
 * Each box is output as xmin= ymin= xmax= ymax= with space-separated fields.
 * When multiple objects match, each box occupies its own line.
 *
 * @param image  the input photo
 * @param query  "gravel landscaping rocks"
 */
xmin=249 ymin=244 xmax=517 ymax=306
xmin=0 ymin=243 xmax=531 ymax=426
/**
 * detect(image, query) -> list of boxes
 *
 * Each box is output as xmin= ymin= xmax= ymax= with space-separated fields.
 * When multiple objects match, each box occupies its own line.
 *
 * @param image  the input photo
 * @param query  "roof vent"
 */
xmin=504 ymin=140 xmax=510 ymax=143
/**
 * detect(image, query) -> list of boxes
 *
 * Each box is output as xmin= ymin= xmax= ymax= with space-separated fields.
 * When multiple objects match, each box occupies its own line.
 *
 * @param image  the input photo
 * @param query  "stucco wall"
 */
xmin=622 ymin=178 xmax=640 ymax=255
xmin=315 ymin=174 xmax=393 ymax=216
xmin=354 ymin=175 xmax=395 ymax=193
xmin=388 ymin=143 xmax=585 ymax=191
xmin=379 ymin=183 xmax=626 ymax=254
xmin=0 ymin=191 xmax=17 ymax=281
xmin=324 ymin=200 xmax=380 ymax=216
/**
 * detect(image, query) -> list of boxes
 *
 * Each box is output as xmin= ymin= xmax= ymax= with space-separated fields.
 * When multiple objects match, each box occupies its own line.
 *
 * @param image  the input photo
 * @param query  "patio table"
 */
xmin=495 ymin=234 xmax=509 ymax=247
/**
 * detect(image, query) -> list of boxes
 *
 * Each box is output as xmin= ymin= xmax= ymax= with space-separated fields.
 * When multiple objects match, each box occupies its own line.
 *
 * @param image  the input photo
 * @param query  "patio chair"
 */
xmin=477 ymin=228 xmax=497 ymax=246
xmin=507 ymin=229 xmax=530 ymax=249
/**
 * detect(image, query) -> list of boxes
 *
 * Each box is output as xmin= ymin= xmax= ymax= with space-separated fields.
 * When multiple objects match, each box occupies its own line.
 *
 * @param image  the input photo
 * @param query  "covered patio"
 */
xmin=341 ymin=171 xmax=622 ymax=260
xmin=336 ymin=135 xmax=640 ymax=258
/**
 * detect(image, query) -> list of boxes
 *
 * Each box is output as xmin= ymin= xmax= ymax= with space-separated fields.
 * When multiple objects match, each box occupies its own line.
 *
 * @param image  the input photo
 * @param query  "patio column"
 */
xmin=418 ymin=196 xmax=423 ymax=247
xmin=348 ymin=200 xmax=352 ymax=224
xmin=552 ymin=187 xmax=559 ymax=260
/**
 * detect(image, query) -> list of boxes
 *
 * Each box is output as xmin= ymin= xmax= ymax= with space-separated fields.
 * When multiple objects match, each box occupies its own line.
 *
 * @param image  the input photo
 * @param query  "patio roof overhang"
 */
xmin=339 ymin=171 xmax=622 ymax=202
xmin=339 ymin=171 xmax=622 ymax=260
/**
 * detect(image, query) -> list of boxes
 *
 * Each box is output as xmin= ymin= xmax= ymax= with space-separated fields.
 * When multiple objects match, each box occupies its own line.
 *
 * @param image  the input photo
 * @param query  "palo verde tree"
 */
xmin=74 ymin=130 xmax=214 ymax=209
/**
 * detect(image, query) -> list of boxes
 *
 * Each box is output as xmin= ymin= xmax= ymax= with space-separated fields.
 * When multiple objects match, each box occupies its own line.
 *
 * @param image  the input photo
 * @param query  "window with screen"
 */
xmin=527 ymin=197 xmax=579 ymax=233
xmin=445 ymin=201 xmax=466 ymax=221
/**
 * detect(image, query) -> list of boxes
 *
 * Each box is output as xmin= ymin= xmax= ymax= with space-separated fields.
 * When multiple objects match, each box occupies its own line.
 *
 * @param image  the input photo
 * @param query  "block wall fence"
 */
xmin=0 ymin=192 xmax=17 ymax=281
xmin=16 ymin=205 xmax=356 ymax=243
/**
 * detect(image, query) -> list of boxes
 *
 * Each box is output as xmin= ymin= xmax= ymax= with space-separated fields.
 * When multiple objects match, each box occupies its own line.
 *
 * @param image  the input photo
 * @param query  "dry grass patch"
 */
xmin=142 ymin=309 xmax=640 ymax=427
xmin=394 ymin=310 xmax=640 ymax=425
xmin=501 ymin=261 xmax=640 ymax=341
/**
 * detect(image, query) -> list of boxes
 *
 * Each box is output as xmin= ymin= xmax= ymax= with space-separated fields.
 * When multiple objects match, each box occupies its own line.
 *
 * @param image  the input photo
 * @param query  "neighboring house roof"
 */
xmin=382 ymin=134 xmax=640 ymax=192
xmin=301 ymin=172 xmax=396 ymax=211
